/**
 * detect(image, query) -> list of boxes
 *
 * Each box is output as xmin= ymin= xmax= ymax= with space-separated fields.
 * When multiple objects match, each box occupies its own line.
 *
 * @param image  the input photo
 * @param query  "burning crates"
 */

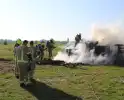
xmin=114 ymin=44 xmax=124 ymax=65
xmin=66 ymin=49 xmax=72 ymax=56
xmin=94 ymin=45 xmax=110 ymax=56
xmin=94 ymin=44 xmax=124 ymax=65
xmin=63 ymin=41 xmax=124 ymax=66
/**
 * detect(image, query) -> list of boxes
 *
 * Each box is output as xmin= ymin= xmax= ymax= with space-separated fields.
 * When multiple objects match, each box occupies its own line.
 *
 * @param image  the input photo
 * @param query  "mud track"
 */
xmin=0 ymin=59 xmax=14 ymax=74
xmin=0 ymin=58 xmax=116 ymax=74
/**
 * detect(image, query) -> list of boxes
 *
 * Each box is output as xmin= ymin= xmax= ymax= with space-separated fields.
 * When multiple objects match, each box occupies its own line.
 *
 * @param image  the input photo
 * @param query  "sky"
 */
xmin=0 ymin=0 xmax=124 ymax=41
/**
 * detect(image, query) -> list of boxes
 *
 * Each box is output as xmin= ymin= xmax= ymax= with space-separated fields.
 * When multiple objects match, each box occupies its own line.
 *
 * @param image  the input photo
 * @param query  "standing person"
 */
xmin=14 ymin=39 xmax=22 ymax=79
xmin=46 ymin=40 xmax=51 ymax=59
xmin=40 ymin=40 xmax=48 ymax=60
xmin=46 ymin=41 xmax=50 ymax=59
xmin=40 ymin=45 xmax=45 ymax=60
xmin=15 ymin=40 xmax=32 ymax=87
xmin=36 ymin=43 xmax=42 ymax=61
xmin=47 ymin=39 xmax=55 ymax=60
xmin=29 ymin=41 xmax=37 ymax=83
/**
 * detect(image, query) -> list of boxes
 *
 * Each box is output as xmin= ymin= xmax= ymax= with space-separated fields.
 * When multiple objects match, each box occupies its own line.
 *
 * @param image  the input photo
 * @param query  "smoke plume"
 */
xmin=53 ymin=23 xmax=124 ymax=65
xmin=91 ymin=23 xmax=124 ymax=45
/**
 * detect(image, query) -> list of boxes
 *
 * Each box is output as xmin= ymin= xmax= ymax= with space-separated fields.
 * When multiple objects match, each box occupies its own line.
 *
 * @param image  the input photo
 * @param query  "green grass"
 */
xmin=1 ymin=66 xmax=124 ymax=100
xmin=0 ymin=44 xmax=124 ymax=100
xmin=0 ymin=44 xmax=14 ymax=60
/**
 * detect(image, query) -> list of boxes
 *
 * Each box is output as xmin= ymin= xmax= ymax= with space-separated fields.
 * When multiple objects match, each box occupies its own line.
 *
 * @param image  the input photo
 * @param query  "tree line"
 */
xmin=0 ymin=39 xmax=68 ymax=45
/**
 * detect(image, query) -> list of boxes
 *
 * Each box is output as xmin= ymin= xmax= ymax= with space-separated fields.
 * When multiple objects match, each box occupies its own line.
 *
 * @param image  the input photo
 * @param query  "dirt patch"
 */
xmin=0 ymin=58 xmax=12 ymax=61
xmin=0 ymin=61 xmax=14 ymax=74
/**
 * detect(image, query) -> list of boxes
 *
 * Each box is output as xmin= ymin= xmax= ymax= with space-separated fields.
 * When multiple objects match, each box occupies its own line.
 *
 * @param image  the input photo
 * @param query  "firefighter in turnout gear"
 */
xmin=15 ymin=40 xmax=32 ymax=87
xmin=36 ymin=40 xmax=46 ymax=61
xmin=35 ymin=43 xmax=42 ymax=61
xmin=29 ymin=41 xmax=37 ymax=83
xmin=14 ymin=39 xmax=22 ymax=79
xmin=14 ymin=39 xmax=22 ymax=48
xmin=46 ymin=39 xmax=56 ymax=59
xmin=40 ymin=40 xmax=47 ymax=60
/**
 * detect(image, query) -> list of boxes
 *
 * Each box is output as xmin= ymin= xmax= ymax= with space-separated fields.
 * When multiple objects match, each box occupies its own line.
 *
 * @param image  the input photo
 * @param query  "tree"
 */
xmin=4 ymin=40 xmax=8 ymax=45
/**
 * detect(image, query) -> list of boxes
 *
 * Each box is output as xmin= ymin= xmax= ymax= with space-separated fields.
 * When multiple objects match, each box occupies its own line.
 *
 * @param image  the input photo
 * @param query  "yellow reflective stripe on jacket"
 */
xmin=31 ymin=48 xmax=34 ymax=60
xmin=17 ymin=60 xmax=28 ymax=63
xmin=17 ymin=47 xmax=28 ymax=63
xmin=21 ymin=48 xmax=23 ymax=61
xmin=30 ymin=46 xmax=37 ymax=60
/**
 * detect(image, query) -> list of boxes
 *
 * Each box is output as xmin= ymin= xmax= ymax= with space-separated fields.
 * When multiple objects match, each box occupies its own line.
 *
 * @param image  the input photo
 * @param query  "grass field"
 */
xmin=0 ymin=43 xmax=124 ymax=100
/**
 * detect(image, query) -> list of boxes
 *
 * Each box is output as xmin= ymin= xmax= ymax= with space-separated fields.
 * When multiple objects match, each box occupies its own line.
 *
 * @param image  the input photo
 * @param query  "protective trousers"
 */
xmin=48 ymin=49 xmax=52 ymax=59
xmin=18 ymin=62 xmax=28 ymax=84
xmin=14 ymin=56 xmax=19 ymax=77
xmin=40 ymin=51 xmax=44 ymax=60
xmin=28 ymin=61 xmax=36 ymax=79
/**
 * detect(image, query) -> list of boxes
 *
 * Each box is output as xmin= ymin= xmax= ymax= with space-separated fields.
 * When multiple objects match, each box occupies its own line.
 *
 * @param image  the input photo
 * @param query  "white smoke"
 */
xmin=91 ymin=23 xmax=124 ymax=45
xmin=53 ymin=23 xmax=124 ymax=64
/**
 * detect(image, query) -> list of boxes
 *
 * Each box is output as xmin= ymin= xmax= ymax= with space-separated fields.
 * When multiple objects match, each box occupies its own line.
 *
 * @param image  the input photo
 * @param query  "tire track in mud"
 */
xmin=0 ymin=59 xmax=14 ymax=73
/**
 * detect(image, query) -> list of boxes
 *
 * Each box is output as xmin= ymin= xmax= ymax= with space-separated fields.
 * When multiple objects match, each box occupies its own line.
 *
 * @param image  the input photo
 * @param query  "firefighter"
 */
xmin=40 ymin=45 xmax=46 ymax=60
xmin=14 ymin=39 xmax=22 ymax=55
xmin=40 ymin=40 xmax=47 ymax=60
xmin=36 ymin=40 xmax=46 ymax=60
xmin=46 ymin=39 xmax=55 ymax=59
xmin=14 ymin=39 xmax=22 ymax=79
xmin=29 ymin=41 xmax=37 ymax=82
xmin=15 ymin=40 xmax=32 ymax=87
xmin=14 ymin=39 xmax=22 ymax=47
xmin=40 ymin=40 xmax=45 ymax=59
xmin=46 ymin=41 xmax=50 ymax=59
xmin=35 ymin=43 xmax=42 ymax=61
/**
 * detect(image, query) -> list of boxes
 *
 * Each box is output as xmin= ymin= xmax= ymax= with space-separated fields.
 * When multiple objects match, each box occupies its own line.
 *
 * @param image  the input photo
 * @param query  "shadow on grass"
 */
xmin=23 ymin=80 xmax=83 ymax=100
